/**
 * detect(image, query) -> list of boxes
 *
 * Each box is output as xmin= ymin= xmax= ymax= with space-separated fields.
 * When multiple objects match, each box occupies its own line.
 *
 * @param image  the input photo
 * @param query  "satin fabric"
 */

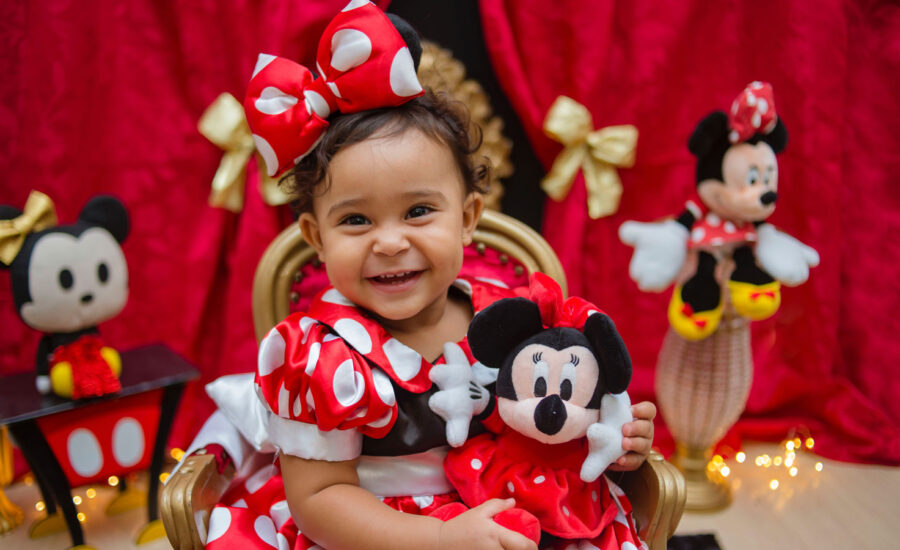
xmin=478 ymin=0 xmax=900 ymax=464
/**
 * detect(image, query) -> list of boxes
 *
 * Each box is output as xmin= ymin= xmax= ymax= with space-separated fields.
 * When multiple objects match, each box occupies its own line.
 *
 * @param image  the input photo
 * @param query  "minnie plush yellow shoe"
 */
xmin=667 ymin=286 xmax=724 ymax=341
xmin=728 ymin=280 xmax=781 ymax=320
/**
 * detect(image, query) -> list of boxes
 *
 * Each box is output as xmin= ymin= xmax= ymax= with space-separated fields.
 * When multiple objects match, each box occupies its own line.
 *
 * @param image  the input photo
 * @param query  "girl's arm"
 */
xmin=280 ymin=454 xmax=536 ymax=550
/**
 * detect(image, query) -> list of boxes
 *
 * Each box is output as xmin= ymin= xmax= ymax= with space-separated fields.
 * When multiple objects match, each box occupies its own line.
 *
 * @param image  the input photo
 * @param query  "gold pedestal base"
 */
xmin=135 ymin=519 xmax=166 ymax=545
xmin=106 ymin=487 xmax=146 ymax=516
xmin=29 ymin=512 xmax=67 ymax=538
xmin=674 ymin=445 xmax=731 ymax=512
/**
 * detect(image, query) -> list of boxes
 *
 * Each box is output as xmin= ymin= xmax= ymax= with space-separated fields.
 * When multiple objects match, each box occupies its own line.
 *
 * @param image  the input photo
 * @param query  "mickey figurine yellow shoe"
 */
xmin=668 ymin=284 xmax=724 ymax=341
xmin=728 ymin=279 xmax=781 ymax=320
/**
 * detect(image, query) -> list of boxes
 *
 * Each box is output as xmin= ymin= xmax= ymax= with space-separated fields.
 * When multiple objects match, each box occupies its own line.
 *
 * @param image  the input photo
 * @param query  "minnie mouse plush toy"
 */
xmin=620 ymin=82 xmax=819 ymax=340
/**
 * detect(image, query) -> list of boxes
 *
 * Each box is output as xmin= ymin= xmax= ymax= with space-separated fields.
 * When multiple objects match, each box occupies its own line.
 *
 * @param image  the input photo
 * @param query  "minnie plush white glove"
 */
xmin=428 ymin=342 xmax=490 ymax=447
xmin=619 ymin=220 xmax=689 ymax=291
xmin=755 ymin=223 xmax=820 ymax=286
xmin=580 ymin=392 xmax=632 ymax=483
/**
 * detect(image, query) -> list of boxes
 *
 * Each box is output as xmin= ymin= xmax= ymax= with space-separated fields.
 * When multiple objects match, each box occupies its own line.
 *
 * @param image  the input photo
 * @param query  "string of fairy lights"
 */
xmin=705 ymin=431 xmax=825 ymax=493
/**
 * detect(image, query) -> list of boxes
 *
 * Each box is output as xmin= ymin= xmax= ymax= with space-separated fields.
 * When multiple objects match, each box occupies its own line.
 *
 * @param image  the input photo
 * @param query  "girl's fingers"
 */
xmin=497 ymin=527 xmax=538 ymax=550
xmin=631 ymin=401 xmax=657 ymax=421
xmin=623 ymin=418 xmax=654 ymax=438
xmin=475 ymin=498 xmax=516 ymax=518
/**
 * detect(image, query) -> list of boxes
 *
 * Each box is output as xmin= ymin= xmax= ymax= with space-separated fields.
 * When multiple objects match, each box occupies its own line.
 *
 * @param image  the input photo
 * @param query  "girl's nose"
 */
xmin=372 ymin=226 xmax=410 ymax=256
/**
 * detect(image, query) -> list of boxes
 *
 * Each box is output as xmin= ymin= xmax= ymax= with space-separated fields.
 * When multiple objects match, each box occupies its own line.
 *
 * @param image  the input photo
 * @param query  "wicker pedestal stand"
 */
xmin=655 ymin=314 xmax=753 ymax=511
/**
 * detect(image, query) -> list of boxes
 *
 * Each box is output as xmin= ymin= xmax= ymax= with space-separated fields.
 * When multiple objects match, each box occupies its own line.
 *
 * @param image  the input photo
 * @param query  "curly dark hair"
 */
xmin=282 ymin=88 xmax=490 ymax=213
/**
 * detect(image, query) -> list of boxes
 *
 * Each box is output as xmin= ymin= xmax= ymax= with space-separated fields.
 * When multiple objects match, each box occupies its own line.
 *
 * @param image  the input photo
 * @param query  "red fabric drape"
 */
xmin=0 ymin=0 xmax=389 ymax=463
xmin=479 ymin=0 xmax=900 ymax=464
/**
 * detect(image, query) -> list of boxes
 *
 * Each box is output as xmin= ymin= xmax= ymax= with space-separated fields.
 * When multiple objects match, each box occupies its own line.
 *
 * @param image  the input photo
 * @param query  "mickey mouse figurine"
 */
xmin=0 ymin=191 xmax=130 ymax=399
xmin=620 ymin=82 xmax=819 ymax=340
xmin=432 ymin=273 xmax=640 ymax=547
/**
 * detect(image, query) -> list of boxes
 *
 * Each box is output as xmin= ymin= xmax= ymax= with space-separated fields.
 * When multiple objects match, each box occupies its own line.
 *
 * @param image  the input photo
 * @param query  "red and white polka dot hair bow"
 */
xmin=244 ymin=0 xmax=424 ymax=177
xmin=728 ymin=81 xmax=777 ymax=143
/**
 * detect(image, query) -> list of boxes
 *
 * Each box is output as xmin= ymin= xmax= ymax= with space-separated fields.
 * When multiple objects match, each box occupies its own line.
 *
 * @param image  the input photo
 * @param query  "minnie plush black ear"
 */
xmin=688 ymin=111 xmax=730 ymax=158
xmin=467 ymin=298 xmax=544 ymax=369
xmin=386 ymin=13 xmax=422 ymax=71
xmin=763 ymin=117 xmax=788 ymax=153
xmin=583 ymin=313 xmax=632 ymax=394
xmin=79 ymin=195 xmax=130 ymax=243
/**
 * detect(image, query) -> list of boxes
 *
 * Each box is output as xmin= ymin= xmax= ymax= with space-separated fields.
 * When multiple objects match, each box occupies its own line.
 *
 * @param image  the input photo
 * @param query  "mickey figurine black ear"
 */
xmin=1 ymin=190 xmax=130 ymax=399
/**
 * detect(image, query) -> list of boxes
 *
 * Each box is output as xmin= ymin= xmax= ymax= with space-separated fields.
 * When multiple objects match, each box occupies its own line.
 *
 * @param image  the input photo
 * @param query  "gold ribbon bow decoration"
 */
xmin=540 ymin=96 xmax=638 ymax=219
xmin=0 ymin=190 xmax=57 ymax=266
xmin=199 ymin=93 xmax=292 ymax=212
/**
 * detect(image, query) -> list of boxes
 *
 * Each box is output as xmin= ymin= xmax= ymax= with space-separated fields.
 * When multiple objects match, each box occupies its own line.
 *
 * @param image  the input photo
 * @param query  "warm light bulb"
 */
xmin=24 ymin=474 xmax=34 ymax=486
xmin=769 ymin=480 xmax=779 ymax=490
xmin=170 ymin=448 xmax=186 ymax=461
xmin=72 ymin=496 xmax=82 ymax=505
xmin=77 ymin=512 xmax=86 ymax=523
xmin=86 ymin=488 xmax=97 ymax=499
xmin=707 ymin=461 xmax=717 ymax=472
xmin=713 ymin=454 xmax=724 ymax=465
xmin=736 ymin=452 xmax=746 ymax=463
xmin=815 ymin=462 xmax=824 ymax=471
xmin=786 ymin=441 xmax=795 ymax=451
xmin=774 ymin=456 xmax=783 ymax=466
xmin=35 ymin=501 xmax=45 ymax=512
xmin=721 ymin=466 xmax=731 ymax=477
xmin=793 ymin=437 xmax=802 ymax=448
xmin=805 ymin=438 xmax=815 ymax=449
xmin=108 ymin=475 xmax=119 ymax=487
xmin=159 ymin=472 xmax=170 ymax=483
xmin=789 ymin=467 xmax=798 ymax=477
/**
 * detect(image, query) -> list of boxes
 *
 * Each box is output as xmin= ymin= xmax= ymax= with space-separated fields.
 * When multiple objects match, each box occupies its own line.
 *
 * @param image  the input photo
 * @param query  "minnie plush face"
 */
xmin=467 ymin=297 xmax=632 ymax=445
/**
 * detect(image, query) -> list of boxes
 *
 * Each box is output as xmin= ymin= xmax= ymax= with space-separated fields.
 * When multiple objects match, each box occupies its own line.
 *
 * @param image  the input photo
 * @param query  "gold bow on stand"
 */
xmin=199 ymin=93 xmax=292 ymax=212
xmin=0 ymin=190 xmax=57 ymax=265
xmin=541 ymin=96 xmax=638 ymax=219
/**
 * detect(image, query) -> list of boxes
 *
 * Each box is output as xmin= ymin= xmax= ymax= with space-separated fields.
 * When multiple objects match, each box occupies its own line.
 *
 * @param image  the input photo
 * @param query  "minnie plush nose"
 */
xmin=534 ymin=394 xmax=567 ymax=435
xmin=760 ymin=191 xmax=778 ymax=205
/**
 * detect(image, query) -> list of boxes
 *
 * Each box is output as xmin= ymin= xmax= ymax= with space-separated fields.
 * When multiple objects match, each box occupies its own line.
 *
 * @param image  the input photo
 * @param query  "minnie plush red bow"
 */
xmin=244 ymin=0 xmax=424 ymax=177
xmin=728 ymin=81 xmax=777 ymax=143
xmin=516 ymin=272 xmax=602 ymax=332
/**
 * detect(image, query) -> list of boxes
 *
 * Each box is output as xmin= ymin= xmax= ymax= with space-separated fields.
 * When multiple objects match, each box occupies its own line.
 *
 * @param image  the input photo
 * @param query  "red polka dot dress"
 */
xmin=204 ymin=277 xmax=515 ymax=549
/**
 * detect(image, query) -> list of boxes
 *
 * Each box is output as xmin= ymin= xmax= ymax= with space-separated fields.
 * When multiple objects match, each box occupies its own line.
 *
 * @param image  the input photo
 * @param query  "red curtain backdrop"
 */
xmin=479 ymin=0 xmax=900 ymax=464
xmin=0 ymin=0 xmax=389 ymax=464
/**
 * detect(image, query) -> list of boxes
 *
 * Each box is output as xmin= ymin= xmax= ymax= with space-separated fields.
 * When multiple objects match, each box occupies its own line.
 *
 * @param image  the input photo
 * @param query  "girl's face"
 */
xmin=298 ymin=127 xmax=483 ymax=330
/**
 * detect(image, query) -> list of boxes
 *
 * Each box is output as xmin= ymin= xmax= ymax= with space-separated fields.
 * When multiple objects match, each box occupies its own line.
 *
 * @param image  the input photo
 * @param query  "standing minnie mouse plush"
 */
xmin=434 ymin=273 xmax=643 ymax=549
xmin=0 ymin=191 xmax=129 ymax=399
xmin=620 ymin=82 xmax=819 ymax=340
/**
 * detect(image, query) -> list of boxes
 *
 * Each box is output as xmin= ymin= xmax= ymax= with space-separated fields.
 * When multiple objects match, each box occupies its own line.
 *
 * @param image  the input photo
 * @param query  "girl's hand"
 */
xmin=437 ymin=499 xmax=537 ymax=550
xmin=608 ymin=400 xmax=656 ymax=472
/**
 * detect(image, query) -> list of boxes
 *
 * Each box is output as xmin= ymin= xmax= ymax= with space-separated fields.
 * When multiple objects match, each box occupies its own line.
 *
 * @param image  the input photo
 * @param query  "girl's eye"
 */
xmin=341 ymin=214 xmax=369 ymax=226
xmin=406 ymin=205 xmax=433 ymax=219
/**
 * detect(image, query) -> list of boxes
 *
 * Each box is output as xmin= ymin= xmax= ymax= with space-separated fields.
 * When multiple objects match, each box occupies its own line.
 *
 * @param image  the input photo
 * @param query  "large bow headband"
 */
xmin=244 ymin=0 xmax=424 ymax=177
xmin=517 ymin=272 xmax=601 ymax=331
xmin=0 ymin=190 xmax=57 ymax=266
xmin=728 ymin=81 xmax=777 ymax=143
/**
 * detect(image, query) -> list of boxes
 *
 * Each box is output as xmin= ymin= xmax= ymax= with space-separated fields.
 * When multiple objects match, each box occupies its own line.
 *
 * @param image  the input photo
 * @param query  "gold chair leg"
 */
xmin=0 ymin=426 xmax=24 ymax=534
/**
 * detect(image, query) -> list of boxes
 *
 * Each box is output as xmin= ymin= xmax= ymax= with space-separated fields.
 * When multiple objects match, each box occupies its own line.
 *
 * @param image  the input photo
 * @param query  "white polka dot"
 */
xmin=304 ymin=90 xmax=331 ymax=118
xmin=592 ymin=490 xmax=598 ymax=501
xmin=254 ymin=86 xmax=299 ymax=116
xmin=389 ymin=47 xmax=423 ymax=97
xmin=752 ymin=111 xmax=762 ymax=129
xmin=533 ymin=475 xmax=546 ymax=484
xmin=246 ymin=464 xmax=278 ymax=494
xmin=470 ymin=458 xmax=483 ymax=470
xmin=706 ymin=213 xmax=721 ymax=227
xmin=232 ymin=499 xmax=248 ymax=508
xmin=746 ymin=92 xmax=756 ymax=106
xmin=731 ymin=100 xmax=739 ymax=115
xmin=252 ymin=54 xmax=277 ymax=78
xmin=691 ymin=227 xmax=706 ymax=242
xmin=371 ymin=368 xmax=396 ymax=406
xmin=348 ymin=406 xmax=369 ymax=420
xmin=330 ymin=29 xmax=372 ymax=72
xmin=299 ymin=316 xmax=316 ymax=344
xmin=270 ymin=500 xmax=291 ymax=528
xmin=306 ymin=389 xmax=316 ymax=410
xmin=367 ymin=410 xmax=393 ymax=429
xmin=321 ymin=289 xmax=355 ymax=306
xmin=341 ymin=0 xmax=370 ymax=11
xmin=67 ymin=429 xmax=103 ymax=477
xmin=323 ymin=333 xmax=340 ymax=343
xmin=751 ymin=81 xmax=763 ymax=89
xmin=506 ymin=481 xmax=515 ymax=493
xmin=207 ymin=507 xmax=231 ymax=543
xmin=729 ymin=130 xmax=740 ymax=143
xmin=412 ymin=495 xmax=434 ymax=509
xmin=305 ymin=342 xmax=321 ymax=375
xmin=258 ymin=328 xmax=286 ymax=376
xmin=277 ymin=532 xmax=291 ymax=550
xmin=383 ymin=338 xmax=422 ymax=381
xmin=723 ymin=221 xmax=737 ymax=233
xmin=334 ymin=318 xmax=372 ymax=353
xmin=622 ymin=543 xmax=639 ymax=550
xmin=472 ymin=277 xmax=507 ymax=289
xmin=254 ymin=515 xmax=278 ymax=548
xmin=277 ymin=383 xmax=290 ymax=416
xmin=710 ymin=237 xmax=725 ymax=246
xmin=293 ymin=394 xmax=303 ymax=417
xmin=454 ymin=279 xmax=474 ymax=294
xmin=327 ymin=81 xmax=342 ymax=99
xmin=562 ymin=505 xmax=570 ymax=516
xmin=333 ymin=359 xmax=366 ymax=406
xmin=112 ymin=417 xmax=144 ymax=468
xmin=757 ymin=97 xmax=769 ymax=114
xmin=252 ymin=134 xmax=280 ymax=177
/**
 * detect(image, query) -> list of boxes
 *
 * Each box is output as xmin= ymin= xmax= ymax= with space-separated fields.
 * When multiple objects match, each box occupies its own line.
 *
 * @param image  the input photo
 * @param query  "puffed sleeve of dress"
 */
xmin=254 ymin=312 xmax=398 ymax=461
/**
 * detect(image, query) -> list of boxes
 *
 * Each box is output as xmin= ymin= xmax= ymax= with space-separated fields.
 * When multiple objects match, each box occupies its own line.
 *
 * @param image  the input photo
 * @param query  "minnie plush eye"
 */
xmin=559 ymin=354 xmax=578 ymax=401
xmin=532 ymin=352 xmax=548 ymax=397
xmin=746 ymin=166 xmax=760 ymax=186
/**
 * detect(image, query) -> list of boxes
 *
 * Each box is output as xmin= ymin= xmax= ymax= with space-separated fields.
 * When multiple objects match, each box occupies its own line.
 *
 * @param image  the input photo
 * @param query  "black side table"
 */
xmin=0 ymin=344 xmax=199 ymax=548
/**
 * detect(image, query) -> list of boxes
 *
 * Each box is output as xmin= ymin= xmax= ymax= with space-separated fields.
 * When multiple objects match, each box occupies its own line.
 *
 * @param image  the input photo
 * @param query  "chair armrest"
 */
xmin=615 ymin=451 xmax=686 ymax=550
xmin=160 ymin=452 xmax=235 ymax=550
